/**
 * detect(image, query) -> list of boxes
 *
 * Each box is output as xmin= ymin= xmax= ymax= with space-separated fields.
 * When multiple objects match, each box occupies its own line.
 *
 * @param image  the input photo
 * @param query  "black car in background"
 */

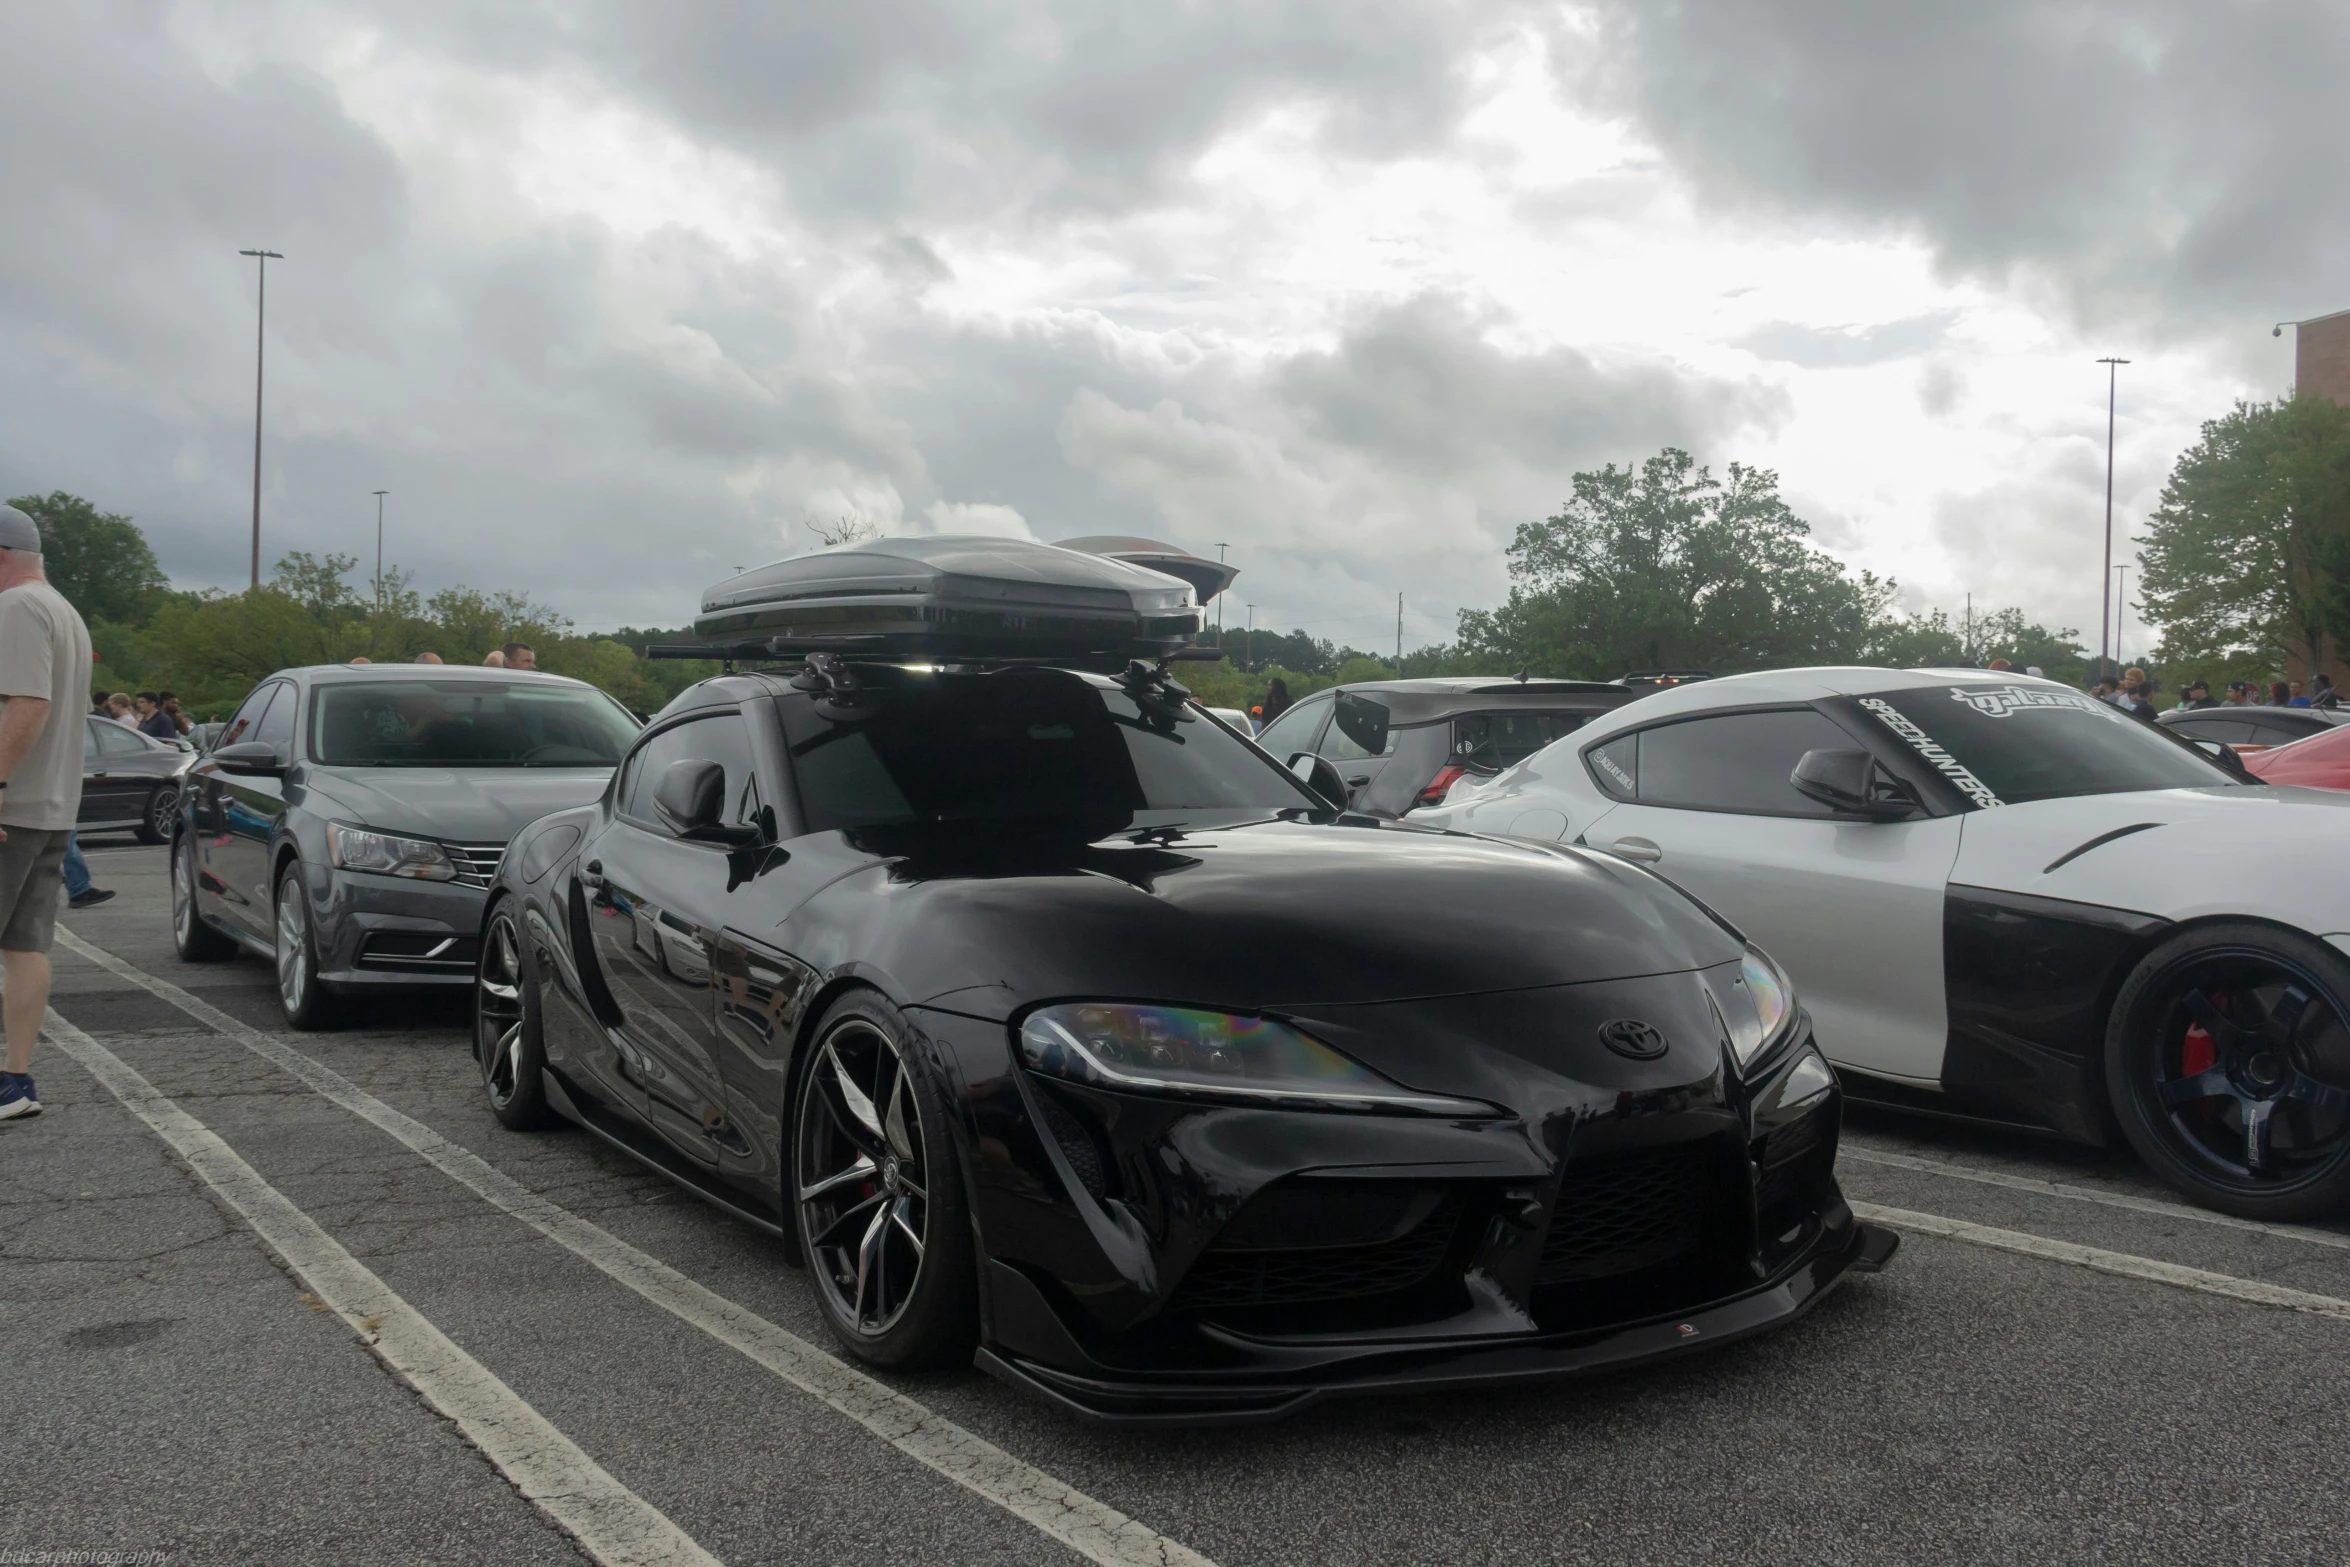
xmin=470 ymin=538 xmax=1891 ymax=1423
xmin=1252 ymin=676 xmax=1641 ymax=815
xmin=171 ymin=665 xmax=640 ymax=1028
xmin=2160 ymin=705 xmax=2345 ymax=749
xmin=82 ymin=714 xmax=193 ymax=843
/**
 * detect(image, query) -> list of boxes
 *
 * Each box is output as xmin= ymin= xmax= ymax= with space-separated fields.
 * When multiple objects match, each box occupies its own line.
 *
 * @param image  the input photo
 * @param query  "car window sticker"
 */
xmin=1944 ymin=684 xmax=2111 ymax=720
xmin=1857 ymin=697 xmax=2005 ymax=810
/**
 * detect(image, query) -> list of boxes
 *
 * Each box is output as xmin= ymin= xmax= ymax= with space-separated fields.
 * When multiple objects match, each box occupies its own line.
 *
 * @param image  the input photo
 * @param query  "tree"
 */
xmin=2138 ymin=396 xmax=2350 ymax=678
xmin=7 ymin=491 xmax=170 ymax=626
xmin=1454 ymin=449 xmax=1885 ymax=678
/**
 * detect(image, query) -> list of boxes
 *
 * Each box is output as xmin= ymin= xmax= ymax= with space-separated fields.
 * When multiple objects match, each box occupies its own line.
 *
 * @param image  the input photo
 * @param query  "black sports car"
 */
xmin=471 ymin=539 xmax=1893 ymax=1422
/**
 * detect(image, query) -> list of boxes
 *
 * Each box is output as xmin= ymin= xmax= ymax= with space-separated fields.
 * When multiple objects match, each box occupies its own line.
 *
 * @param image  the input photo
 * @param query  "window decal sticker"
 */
xmin=1859 ymin=697 xmax=2005 ymax=810
xmin=1595 ymin=749 xmax=1635 ymax=793
xmin=1946 ymin=684 xmax=2110 ymax=720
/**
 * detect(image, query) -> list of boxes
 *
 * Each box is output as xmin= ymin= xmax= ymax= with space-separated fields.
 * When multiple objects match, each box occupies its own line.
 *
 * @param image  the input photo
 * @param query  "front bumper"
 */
xmin=300 ymin=862 xmax=489 ymax=988
xmin=979 ymin=1212 xmax=1896 ymax=1424
xmin=917 ymin=975 xmax=1894 ymax=1425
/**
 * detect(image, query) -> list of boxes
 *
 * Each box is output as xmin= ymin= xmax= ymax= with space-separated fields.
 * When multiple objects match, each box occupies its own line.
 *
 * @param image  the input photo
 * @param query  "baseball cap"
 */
xmin=0 ymin=504 xmax=41 ymax=553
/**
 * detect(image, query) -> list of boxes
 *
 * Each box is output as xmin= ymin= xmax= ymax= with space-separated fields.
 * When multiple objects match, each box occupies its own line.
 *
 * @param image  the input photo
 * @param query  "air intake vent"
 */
xmin=1174 ymin=1193 xmax=1463 ymax=1312
xmin=1034 ymin=1088 xmax=1110 ymax=1203
xmin=1539 ymin=1145 xmax=1713 ymax=1285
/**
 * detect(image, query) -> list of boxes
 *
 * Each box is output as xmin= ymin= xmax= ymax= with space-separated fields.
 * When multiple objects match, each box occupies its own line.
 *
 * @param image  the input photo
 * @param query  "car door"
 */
xmin=1578 ymin=706 xmax=1963 ymax=1083
xmin=77 ymin=719 xmax=132 ymax=825
xmin=577 ymin=708 xmax=766 ymax=1169
xmin=204 ymin=681 xmax=294 ymax=938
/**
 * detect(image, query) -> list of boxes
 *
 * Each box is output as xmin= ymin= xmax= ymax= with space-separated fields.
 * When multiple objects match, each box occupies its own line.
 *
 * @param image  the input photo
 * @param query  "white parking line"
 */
xmin=56 ymin=927 xmax=1216 ymax=1567
xmin=1841 ymin=1145 xmax=2350 ymax=1253
xmin=43 ymin=1008 xmax=721 ymax=1567
xmin=1850 ymin=1201 xmax=2350 ymax=1321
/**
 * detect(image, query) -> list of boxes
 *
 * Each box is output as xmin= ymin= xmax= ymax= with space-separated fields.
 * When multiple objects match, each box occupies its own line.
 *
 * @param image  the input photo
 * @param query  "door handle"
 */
xmin=1607 ymin=836 xmax=1663 ymax=863
xmin=1347 ymin=775 xmax=1371 ymax=787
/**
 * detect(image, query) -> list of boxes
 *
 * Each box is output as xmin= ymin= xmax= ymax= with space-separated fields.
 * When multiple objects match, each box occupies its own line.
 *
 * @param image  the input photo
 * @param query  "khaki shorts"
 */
xmin=0 ymin=824 xmax=69 ymax=953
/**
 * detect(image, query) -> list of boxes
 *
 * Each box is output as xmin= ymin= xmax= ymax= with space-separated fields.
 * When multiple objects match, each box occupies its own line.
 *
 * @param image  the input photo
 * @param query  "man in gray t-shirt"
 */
xmin=0 ymin=503 xmax=93 ymax=1120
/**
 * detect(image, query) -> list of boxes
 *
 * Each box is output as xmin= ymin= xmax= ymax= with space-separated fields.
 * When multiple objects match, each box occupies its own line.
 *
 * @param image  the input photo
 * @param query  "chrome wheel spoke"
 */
xmin=810 ymin=1190 xmax=887 ymax=1250
xmin=883 ymin=1068 xmax=916 ymax=1160
xmin=852 ymin=1202 xmax=891 ymax=1327
xmin=891 ymin=1198 xmax=924 ymax=1256
xmin=800 ymin=1155 xmax=876 ymax=1201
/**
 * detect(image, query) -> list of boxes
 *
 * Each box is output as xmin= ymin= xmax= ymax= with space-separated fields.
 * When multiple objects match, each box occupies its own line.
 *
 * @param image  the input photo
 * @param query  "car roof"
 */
xmin=281 ymin=664 xmax=600 ymax=690
xmin=1306 ymin=676 xmax=1635 ymax=728
xmin=1569 ymin=665 xmax=2086 ymax=734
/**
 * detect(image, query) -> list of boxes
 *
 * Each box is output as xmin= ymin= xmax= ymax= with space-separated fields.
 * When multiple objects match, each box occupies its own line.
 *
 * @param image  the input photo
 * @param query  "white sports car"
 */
xmin=1419 ymin=666 xmax=2350 ymax=1219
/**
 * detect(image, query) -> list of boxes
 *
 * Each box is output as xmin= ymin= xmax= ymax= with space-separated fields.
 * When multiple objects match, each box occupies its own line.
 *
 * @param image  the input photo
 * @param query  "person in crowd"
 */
xmin=349 ymin=655 xmax=372 ymax=665
xmin=89 ymin=691 xmax=107 ymax=717
xmin=2116 ymin=668 xmax=2157 ymax=720
xmin=157 ymin=692 xmax=189 ymax=735
xmin=2089 ymin=677 xmax=2118 ymax=703
xmin=133 ymin=692 xmax=175 ymax=741
xmin=2024 ymin=666 xmax=2044 ymax=678
xmin=415 ymin=651 xmax=443 ymax=665
xmin=1987 ymin=657 xmax=2013 ymax=672
xmin=2222 ymin=681 xmax=2252 ymax=707
xmin=0 ymin=504 xmax=95 ymax=1119
xmin=103 ymin=692 xmax=134 ymax=725
xmin=2270 ymin=680 xmax=2293 ymax=707
xmin=482 ymin=649 xmax=506 ymax=668
xmin=501 ymin=641 xmax=535 ymax=671
xmin=2170 ymin=679 xmax=2218 ymax=711
xmin=61 ymin=831 xmax=110 ymax=910
xmin=1261 ymin=677 xmax=1292 ymax=724
xmin=2288 ymin=680 xmax=2311 ymax=707
xmin=2313 ymin=674 xmax=2341 ymax=710
xmin=1247 ymin=704 xmax=1264 ymax=733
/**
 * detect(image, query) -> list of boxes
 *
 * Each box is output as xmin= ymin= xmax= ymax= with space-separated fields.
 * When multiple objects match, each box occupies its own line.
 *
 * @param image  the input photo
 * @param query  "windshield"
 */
xmin=780 ymin=666 xmax=1315 ymax=834
xmin=310 ymin=680 xmax=640 ymax=767
xmin=1857 ymin=683 xmax=2236 ymax=807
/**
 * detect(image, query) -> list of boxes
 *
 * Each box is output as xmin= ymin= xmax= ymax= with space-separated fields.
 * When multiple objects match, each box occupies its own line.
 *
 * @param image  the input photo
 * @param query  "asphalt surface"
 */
xmin=9 ymin=841 xmax=2350 ymax=1565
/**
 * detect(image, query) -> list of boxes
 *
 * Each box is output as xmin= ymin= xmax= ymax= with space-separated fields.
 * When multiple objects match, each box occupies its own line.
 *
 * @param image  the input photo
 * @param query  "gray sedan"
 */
xmin=169 ymin=663 xmax=641 ymax=1028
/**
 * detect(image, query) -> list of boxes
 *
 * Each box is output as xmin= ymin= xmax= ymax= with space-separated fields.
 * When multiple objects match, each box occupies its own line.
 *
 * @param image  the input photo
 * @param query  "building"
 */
xmin=2295 ymin=308 xmax=2350 ymax=405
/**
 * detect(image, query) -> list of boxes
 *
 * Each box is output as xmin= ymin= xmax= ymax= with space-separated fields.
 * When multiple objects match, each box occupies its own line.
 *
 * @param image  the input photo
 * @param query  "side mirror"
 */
xmin=1287 ymin=751 xmax=1350 ymax=810
xmin=210 ymin=741 xmax=285 ymax=777
xmin=653 ymin=761 xmax=761 ymax=845
xmin=653 ymin=758 xmax=761 ymax=846
xmin=1790 ymin=747 xmax=1915 ymax=821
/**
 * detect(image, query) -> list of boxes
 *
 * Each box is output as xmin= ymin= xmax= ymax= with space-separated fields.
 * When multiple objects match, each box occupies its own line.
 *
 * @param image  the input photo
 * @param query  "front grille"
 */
xmin=446 ymin=842 xmax=507 ymax=888
xmin=1538 ymin=1145 xmax=1713 ymax=1285
xmin=1174 ymin=1194 xmax=1463 ymax=1312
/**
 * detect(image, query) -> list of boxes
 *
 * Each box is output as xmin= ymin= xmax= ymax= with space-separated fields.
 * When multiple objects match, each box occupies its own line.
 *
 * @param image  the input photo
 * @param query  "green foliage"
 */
xmin=8 ymin=491 xmax=170 ymax=627
xmin=1453 ymin=449 xmax=1889 ymax=678
xmin=2139 ymin=395 xmax=2350 ymax=681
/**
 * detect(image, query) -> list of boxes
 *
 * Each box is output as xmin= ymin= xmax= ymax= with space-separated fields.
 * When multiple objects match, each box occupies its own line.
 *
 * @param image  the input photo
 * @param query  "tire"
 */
xmin=791 ymin=990 xmax=978 ymax=1370
xmin=273 ymin=862 xmax=339 ymax=1031
xmin=170 ymin=831 xmax=237 ymax=962
xmin=136 ymin=783 xmax=177 ymax=846
xmin=2106 ymin=921 xmax=2350 ymax=1220
xmin=476 ymin=900 xmax=557 ymax=1131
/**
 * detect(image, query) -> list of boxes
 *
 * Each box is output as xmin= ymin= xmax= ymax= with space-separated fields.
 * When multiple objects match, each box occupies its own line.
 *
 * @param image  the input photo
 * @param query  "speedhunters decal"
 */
xmin=1858 ymin=697 xmax=2005 ymax=810
xmin=1947 ymin=684 xmax=2109 ymax=719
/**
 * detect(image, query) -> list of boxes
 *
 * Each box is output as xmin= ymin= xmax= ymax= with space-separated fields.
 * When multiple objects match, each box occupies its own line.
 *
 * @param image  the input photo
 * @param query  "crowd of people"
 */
xmin=91 ymin=688 xmax=191 ymax=740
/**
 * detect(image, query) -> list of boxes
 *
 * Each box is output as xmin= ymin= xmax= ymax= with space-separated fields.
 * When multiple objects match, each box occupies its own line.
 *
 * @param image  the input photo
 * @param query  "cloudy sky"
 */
xmin=4 ymin=2 xmax=2343 ymax=655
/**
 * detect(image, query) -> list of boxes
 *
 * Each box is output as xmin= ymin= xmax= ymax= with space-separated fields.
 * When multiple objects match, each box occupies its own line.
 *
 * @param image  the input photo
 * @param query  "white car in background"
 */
xmin=1420 ymin=666 xmax=2350 ymax=1219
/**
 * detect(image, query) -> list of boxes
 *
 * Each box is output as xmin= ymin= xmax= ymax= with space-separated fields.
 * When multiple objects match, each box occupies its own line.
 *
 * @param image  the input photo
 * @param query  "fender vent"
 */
xmin=1034 ymin=1088 xmax=1112 ymax=1203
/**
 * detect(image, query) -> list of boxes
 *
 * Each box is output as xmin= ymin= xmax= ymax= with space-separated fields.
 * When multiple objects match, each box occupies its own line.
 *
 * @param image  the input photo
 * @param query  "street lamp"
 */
xmin=1214 ymin=543 xmax=1229 ymax=649
xmin=239 ymin=248 xmax=284 ymax=590
xmin=2113 ymin=564 xmax=2131 ymax=667
xmin=2096 ymin=356 xmax=2130 ymax=682
xmin=371 ymin=490 xmax=389 ymax=607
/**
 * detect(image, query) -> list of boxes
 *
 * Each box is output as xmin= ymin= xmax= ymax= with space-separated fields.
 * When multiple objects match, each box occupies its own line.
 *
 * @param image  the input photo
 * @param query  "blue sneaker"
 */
xmin=0 ymin=1073 xmax=38 ymax=1119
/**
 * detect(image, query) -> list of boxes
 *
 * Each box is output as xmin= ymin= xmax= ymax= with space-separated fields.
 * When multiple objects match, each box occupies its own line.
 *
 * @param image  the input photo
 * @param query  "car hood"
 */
xmin=297 ymin=765 xmax=612 ymax=844
xmin=784 ymin=815 xmax=1745 ymax=1017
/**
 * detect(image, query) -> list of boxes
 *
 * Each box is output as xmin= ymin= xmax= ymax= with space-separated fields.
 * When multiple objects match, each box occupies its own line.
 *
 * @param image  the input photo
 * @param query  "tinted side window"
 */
xmin=1587 ymin=732 xmax=1637 ymax=799
xmin=96 ymin=721 xmax=146 ymax=755
xmin=2182 ymin=718 xmax=2258 ymax=744
xmin=217 ymin=684 xmax=276 ymax=749
xmin=1457 ymin=712 xmax=1587 ymax=770
xmin=2252 ymin=716 xmax=2319 ymax=744
xmin=83 ymin=719 xmax=101 ymax=760
xmin=620 ymin=713 xmax=759 ymax=831
xmin=252 ymin=684 xmax=296 ymax=753
xmin=1254 ymin=695 xmax=1331 ymax=760
xmin=1634 ymin=709 xmax=1860 ymax=816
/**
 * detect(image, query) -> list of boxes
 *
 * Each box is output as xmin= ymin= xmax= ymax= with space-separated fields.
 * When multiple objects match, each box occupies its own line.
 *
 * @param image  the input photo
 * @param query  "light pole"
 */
xmin=239 ymin=249 xmax=284 ymax=589
xmin=1395 ymin=593 xmax=1403 ymax=665
xmin=1214 ymin=543 xmax=1229 ymax=650
xmin=2113 ymin=564 xmax=2130 ymax=668
xmin=1245 ymin=603 xmax=1256 ymax=670
xmin=371 ymin=490 xmax=389 ymax=608
xmin=2096 ymin=356 xmax=2129 ymax=683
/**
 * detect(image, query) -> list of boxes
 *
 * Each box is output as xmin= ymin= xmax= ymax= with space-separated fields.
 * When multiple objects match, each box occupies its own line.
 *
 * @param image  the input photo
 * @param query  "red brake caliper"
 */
xmin=2182 ymin=991 xmax=2220 ymax=1076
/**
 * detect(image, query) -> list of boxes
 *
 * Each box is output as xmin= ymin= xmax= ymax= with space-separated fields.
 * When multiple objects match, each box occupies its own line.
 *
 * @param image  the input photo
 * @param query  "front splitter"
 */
xmin=977 ymin=1219 xmax=1900 ymax=1427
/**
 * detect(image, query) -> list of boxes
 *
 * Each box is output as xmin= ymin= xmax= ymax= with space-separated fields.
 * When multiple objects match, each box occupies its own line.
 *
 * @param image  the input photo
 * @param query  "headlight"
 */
xmin=1019 ymin=1003 xmax=1490 ymax=1116
xmin=1720 ymin=947 xmax=1799 ymax=1071
xmin=326 ymin=822 xmax=458 ymax=881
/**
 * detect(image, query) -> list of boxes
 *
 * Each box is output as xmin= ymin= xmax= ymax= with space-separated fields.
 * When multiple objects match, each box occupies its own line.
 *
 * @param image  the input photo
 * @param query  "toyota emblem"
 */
xmin=1598 ymin=1019 xmax=1669 ymax=1060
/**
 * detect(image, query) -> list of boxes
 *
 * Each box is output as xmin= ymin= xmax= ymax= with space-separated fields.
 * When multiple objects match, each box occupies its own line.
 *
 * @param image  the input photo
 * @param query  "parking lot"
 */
xmin=8 ymin=840 xmax=2350 ymax=1566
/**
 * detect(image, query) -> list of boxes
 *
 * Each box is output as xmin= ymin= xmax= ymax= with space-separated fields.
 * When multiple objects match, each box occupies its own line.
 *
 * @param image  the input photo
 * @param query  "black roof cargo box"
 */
xmin=691 ymin=536 xmax=1203 ymax=662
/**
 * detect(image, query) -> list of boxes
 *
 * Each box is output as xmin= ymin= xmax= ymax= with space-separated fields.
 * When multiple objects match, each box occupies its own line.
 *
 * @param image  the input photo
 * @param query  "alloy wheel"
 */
xmin=276 ymin=885 xmax=310 ymax=1013
xmin=2146 ymin=950 xmax=2350 ymax=1184
xmin=477 ymin=911 xmax=526 ymax=1108
xmin=149 ymin=785 xmax=178 ymax=842
xmin=797 ymin=1020 xmax=930 ymax=1337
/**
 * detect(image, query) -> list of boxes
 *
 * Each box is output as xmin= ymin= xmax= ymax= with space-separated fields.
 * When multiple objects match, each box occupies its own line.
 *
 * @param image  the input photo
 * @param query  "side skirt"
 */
xmin=546 ymin=1069 xmax=787 ymax=1240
